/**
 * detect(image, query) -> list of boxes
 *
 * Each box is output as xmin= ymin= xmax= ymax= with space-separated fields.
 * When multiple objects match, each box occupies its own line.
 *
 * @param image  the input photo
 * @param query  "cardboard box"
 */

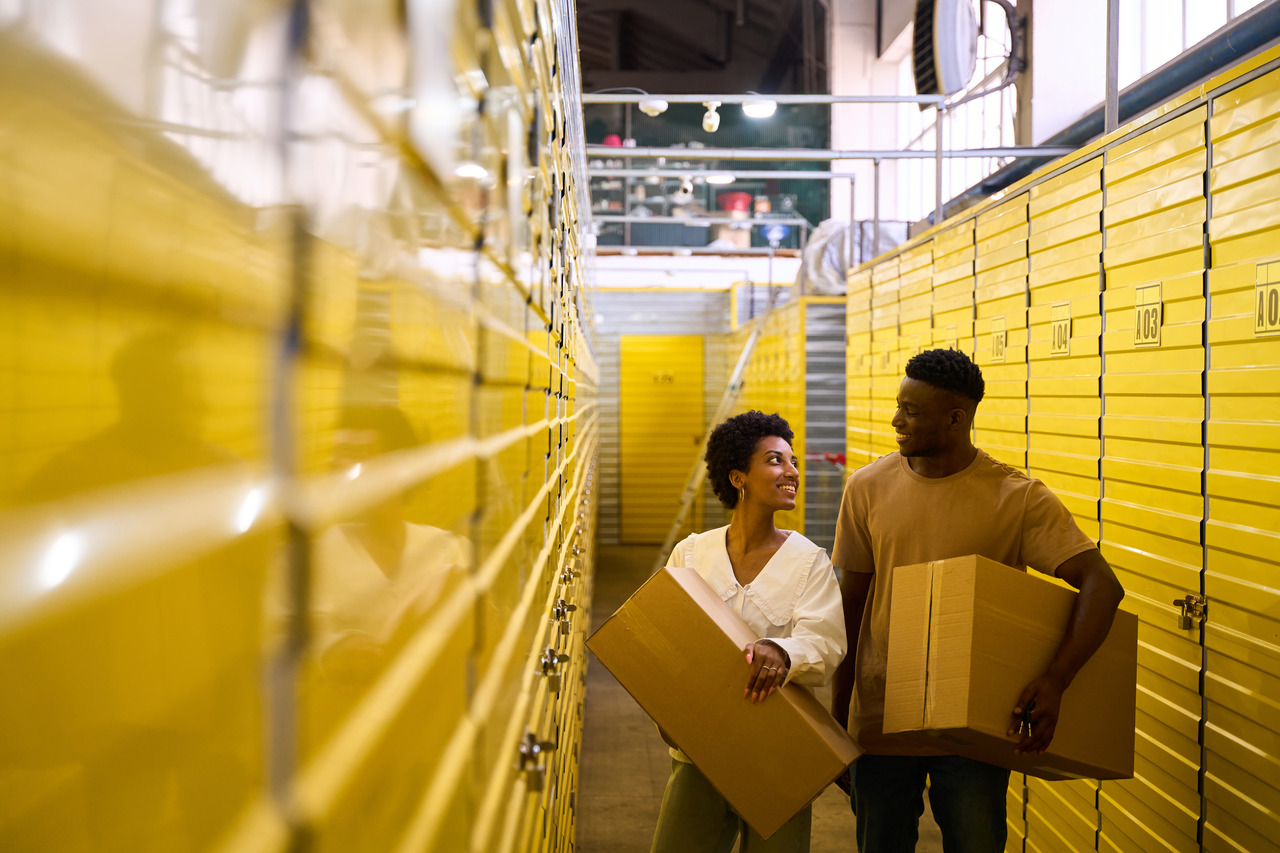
xmin=586 ymin=565 xmax=861 ymax=839
xmin=883 ymin=555 xmax=1137 ymax=781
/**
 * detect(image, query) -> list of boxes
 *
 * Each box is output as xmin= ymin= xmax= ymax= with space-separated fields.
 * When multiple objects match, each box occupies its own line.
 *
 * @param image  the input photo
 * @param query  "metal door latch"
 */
xmin=540 ymin=646 xmax=570 ymax=691
xmin=517 ymin=730 xmax=557 ymax=792
xmin=552 ymin=597 xmax=578 ymax=634
xmin=1172 ymin=593 xmax=1206 ymax=630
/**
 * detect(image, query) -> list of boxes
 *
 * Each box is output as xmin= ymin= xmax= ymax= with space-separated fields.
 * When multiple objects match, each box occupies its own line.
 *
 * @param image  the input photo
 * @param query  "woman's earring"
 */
xmin=738 ymin=485 xmax=745 ymax=504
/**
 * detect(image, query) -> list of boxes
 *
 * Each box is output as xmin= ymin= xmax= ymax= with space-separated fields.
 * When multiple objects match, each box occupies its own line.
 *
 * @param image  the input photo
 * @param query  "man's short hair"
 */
xmin=905 ymin=348 xmax=985 ymax=404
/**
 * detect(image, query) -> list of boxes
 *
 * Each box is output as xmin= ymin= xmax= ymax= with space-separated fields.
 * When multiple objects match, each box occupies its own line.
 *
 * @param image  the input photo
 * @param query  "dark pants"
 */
xmin=851 ymin=754 xmax=1010 ymax=853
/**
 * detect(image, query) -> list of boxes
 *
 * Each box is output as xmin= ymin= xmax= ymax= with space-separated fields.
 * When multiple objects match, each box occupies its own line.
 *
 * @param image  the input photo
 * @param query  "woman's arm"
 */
xmin=761 ymin=551 xmax=848 ymax=689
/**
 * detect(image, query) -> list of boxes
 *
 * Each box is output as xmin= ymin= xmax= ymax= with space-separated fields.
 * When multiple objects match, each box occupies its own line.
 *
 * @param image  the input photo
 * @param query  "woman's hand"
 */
xmin=743 ymin=642 xmax=789 ymax=703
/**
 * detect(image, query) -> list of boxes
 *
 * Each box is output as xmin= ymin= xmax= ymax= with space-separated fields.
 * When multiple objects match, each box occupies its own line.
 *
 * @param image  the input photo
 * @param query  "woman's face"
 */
xmin=735 ymin=436 xmax=799 ymax=511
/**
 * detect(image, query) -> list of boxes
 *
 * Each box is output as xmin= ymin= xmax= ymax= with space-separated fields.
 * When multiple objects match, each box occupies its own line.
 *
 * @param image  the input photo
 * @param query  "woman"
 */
xmin=651 ymin=410 xmax=847 ymax=853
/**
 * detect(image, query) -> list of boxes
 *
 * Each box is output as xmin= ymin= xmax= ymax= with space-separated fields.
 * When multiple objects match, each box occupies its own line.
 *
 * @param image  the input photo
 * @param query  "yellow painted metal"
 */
xmin=1006 ymin=778 xmax=1027 ymax=853
xmin=931 ymin=219 xmax=977 ymax=355
xmin=1204 ymin=66 xmax=1280 ymax=853
xmin=619 ymin=335 xmax=705 ymax=542
xmin=0 ymin=3 xmax=598 ymax=851
xmin=0 ymin=47 xmax=286 ymax=851
xmin=869 ymin=258 xmax=903 ymax=459
xmin=847 ymin=268 xmax=875 ymax=467
xmin=896 ymin=241 xmax=935 ymax=373
xmin=973 ymin=193 xmax=1031 ymax=470
xmin=735 ymin=301 xmax=806 ymax=533
xmin=1098 ymin=106 xmax=1208 ymax=853
xmin=1028 ymin=157 xmax=1104 ymax=542
xmin=1027 ymin=777 xmax=1098 ymax=853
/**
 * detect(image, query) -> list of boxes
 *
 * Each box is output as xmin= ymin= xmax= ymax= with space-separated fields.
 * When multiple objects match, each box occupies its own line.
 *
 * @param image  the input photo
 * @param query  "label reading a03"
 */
xmin=1134 ymin=283 xmax=1162 ymax=348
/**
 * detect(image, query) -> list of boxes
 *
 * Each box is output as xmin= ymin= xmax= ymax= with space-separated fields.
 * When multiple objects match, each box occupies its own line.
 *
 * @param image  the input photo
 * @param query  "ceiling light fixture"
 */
xmin=701 ymin=101 xmax=721 ymax=133
xmin=742 ymin=92 xmax=777 ymax=119
xmin=705 ymin=174 xmax=735 ymax=185
xmin=589 ymin=87 xmax=669 ymax=116
xmin=454 ymin=161 xmax=489 ymax=180
xmin=638 ymin=97 xmax=669 ymax=116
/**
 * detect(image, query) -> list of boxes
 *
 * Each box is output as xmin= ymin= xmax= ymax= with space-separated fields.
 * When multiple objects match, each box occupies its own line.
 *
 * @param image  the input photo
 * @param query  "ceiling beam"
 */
xmin=582 ymin=69 xmax=770 ymax=94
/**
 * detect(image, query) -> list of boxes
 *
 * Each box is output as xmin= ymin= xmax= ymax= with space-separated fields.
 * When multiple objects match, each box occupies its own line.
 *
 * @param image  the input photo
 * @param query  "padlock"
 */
xmin=547 ymin=671 xmax=562 ymax=692
xmin=1172 ymin=593 xmax=1206 ymax=630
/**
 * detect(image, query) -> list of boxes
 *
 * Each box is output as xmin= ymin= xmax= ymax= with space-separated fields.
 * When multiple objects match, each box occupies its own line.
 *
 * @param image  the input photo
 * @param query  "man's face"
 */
xmin=891 ymin=377 xmax=966 ymax=458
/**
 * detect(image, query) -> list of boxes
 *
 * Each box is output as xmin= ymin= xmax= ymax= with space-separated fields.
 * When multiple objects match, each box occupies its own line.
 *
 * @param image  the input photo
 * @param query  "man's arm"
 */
xmin=831 ymin=568 xmax=872 ymax=729
xmin=1009 ymin=548 xmax=1125 ymax=754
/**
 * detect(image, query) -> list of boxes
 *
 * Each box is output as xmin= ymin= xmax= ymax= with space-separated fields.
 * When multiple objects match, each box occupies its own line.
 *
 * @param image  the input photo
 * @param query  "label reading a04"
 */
xmin=1050 ymin=303 xmax=1071 ymax=356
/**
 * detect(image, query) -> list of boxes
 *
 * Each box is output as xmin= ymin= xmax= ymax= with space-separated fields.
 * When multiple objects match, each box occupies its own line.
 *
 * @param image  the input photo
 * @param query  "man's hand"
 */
xmin=743 ymin=642 xmax=789 ymax=703
xmin=1009 ymin=672 xmax=1067 ymax=755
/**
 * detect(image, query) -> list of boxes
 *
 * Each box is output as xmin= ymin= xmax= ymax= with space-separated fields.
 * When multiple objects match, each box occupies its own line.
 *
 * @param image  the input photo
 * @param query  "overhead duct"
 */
xmin=912 ymin=0 xmax=979 ymax=99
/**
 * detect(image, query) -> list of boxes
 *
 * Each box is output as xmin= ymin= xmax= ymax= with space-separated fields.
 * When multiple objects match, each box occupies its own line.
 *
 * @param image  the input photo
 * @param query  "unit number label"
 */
xmin=991 ymin=317 xmax=1007 ymax=363
xmin=1134 ymin=284 xmax=1163 ymax=347
xmin=1256 ymin=262 xmax=1280 ymax=336
xmin=1050 ymin=303 xmax=1071 ymax=356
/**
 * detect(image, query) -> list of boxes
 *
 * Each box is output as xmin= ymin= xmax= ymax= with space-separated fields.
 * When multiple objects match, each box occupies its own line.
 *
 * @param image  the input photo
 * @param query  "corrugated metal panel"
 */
xmin=0 ymin=1 xmax=601 ymax=849
xmin=1028 ymin=157 xmax=1105 ymax=541
xmin=736 ymin=302 xmax=806 ymax=534
xmin=931 ymin=219 xmax=976 ymax=356
xmin=1098 ymin=107 xmax=1207 ymax=853
xmin=619 ymin=335 xmax=704 ymax=542
xmin=804 ymin=300 xmax=847 ymax=554
xmin=975 ymin=193 xmax=1031 ymax=471
xmin=593 ymin=289 xmax=732 ymax=544
xmin=1205 ymin=66 xmax=1280 ymax=853
xmin=846 ymin=268 xmax=875 ymax=468
xmin=870 ymin=258 xmax=903 ymax=460
xmin=1026 ymin=156 xmax=1106 ymax=849
xmin=897 ymin=241 xmax=935 ymax=369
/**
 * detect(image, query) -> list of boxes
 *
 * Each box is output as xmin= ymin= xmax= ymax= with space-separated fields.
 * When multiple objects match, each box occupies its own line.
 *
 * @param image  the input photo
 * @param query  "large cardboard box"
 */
xmin=587 ymin=565 xmax=861 ymax=838
xmin=883 ymin=555 xmax=1137 ymax=781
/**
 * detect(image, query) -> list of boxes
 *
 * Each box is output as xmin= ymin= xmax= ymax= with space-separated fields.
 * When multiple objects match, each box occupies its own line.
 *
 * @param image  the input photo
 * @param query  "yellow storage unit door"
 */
xmin=1026 ymin=156 xmax=1105 ymax=849
xmin=974 ymin=193 xmax=1031 ymax=471
xmin=896 ymin=242 xmax=935 ymax=368
xmin=1027 ymin=156 xmax=1105 ymax=542
xmin=1205 ymin=66 xmax=1280 ymax=853
xmin=847 ymin=268 xmax=875 ymax=467
xmin=870 ymin=258 xmax=903 ymax=459
xmin=620 ymin=335 xmax=705 ymax=543
xmin=931 ymin=218 xmax=976 ymax=356
xmin=1098 ymin=108 xmax=1207 ymax=853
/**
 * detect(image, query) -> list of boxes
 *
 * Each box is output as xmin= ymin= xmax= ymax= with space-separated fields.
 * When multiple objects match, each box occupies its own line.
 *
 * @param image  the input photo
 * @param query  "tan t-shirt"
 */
xmin=831 ymin=449 xmax=1096 ymax=754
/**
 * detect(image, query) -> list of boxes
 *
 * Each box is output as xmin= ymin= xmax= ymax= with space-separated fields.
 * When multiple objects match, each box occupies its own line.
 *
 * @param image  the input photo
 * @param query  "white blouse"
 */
xmin=667 ymin=526 xmax=847 ymax=689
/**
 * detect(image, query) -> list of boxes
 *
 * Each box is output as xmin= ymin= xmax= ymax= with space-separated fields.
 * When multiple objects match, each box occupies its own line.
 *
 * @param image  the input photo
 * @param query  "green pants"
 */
xmin=650 ymin=759 xmax=812 ymax=853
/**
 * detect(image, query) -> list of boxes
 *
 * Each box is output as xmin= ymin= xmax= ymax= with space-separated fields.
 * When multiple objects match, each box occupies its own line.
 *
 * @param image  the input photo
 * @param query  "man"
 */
xmin=830 ymin=348 xmax=1124 ymax=853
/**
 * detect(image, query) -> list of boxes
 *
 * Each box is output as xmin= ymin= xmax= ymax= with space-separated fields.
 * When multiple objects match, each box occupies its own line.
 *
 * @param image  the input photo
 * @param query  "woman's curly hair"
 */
xmin=705 ymin=410 xmax=794 ymax=509
xmin=904 ymin=348 xmax=985 ymax=403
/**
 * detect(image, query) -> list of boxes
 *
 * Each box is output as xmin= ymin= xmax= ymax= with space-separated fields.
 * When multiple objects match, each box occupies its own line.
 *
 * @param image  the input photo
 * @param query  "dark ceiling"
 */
xmin=576 ymin=0 xmax=829 ymax=95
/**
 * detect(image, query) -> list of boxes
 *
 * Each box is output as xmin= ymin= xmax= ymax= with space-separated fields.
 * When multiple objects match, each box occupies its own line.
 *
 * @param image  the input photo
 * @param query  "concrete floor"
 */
xmin=577 ymin=544 xmax=944 ymax=852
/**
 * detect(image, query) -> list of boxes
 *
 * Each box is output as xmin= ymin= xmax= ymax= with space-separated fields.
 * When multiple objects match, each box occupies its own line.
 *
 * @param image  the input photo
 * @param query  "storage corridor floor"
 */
xmin=577 ymin=545 xmax=944 ymax=852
